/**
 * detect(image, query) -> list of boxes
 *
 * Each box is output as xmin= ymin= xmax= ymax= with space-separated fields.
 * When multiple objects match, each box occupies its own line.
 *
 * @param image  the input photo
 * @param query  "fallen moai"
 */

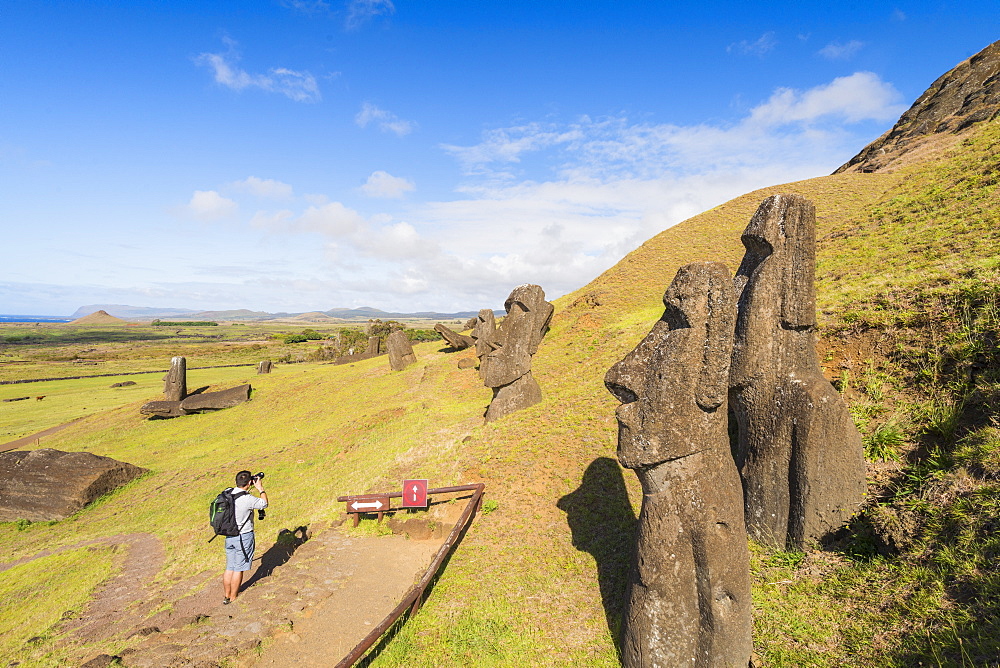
xmin=141 ymin=384 xmax=252 ymax=417
xmin=0 ymin=449 xmax=148 ymax=522
xmin=110 ymin=380 xmax=137 ymax=388
xmin=386 ymin=330 xmax=417 ymax=371
xmin=605 ymin=262 xmax=752 ymax=668
xmin=481 ymin=285 xmax=554 ymax=422
xmin=730 ymin=194 xmax=866 ymax=548
xmin=163 ymin=356 xmax=186 ymax=402
xmin=434 ymin=323 xmax=475 ymax=350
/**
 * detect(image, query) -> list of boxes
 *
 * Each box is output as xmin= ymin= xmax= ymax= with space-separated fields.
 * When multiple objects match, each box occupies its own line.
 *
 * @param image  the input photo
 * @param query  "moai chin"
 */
xmin=482 ymin=285 xmax=553 ymax=422
xmin=163 ymin=356 xmax=187 ymax=402
xmin=605 ymin=262 xmax=752 ymax=668
xmin=730 ymin=194 xmax=866 ymax=549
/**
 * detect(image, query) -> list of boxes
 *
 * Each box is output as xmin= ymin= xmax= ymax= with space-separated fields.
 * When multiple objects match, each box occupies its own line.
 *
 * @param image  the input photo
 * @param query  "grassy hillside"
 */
xmin=2 ymin=120 xmax=1000 ymax=666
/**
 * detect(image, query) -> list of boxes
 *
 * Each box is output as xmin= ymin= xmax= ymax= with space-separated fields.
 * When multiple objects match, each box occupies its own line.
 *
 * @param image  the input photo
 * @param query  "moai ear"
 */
xmin=779 ymin=195 xmax=817 ymax=329
xmin=696 ymin=264 xmax=736 ymax=410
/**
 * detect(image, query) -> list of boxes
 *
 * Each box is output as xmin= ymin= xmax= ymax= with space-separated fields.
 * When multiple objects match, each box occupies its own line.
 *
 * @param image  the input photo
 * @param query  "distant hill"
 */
xmin=69 ymin=309 xmax=127 ymax=325
xmin=69 ymin=304 xmax=496 ymax=322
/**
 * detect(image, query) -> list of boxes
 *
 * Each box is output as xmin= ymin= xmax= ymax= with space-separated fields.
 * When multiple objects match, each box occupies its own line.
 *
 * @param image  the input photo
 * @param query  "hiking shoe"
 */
xmin=223 ymin=598 xmax=231 ymax=605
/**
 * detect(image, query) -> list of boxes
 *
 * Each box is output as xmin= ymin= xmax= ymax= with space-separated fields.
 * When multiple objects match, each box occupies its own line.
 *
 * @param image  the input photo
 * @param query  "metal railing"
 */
xmin=333 ymin=483 xmax=486 ymax=668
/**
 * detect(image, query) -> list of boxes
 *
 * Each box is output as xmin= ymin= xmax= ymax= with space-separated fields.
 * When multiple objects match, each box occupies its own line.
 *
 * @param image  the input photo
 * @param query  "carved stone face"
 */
xmin=482 ymin=285 xmax=553 ymax=389
xmin=605 ymin=263 xmax=734 ymax=470
xmin=730 ymin=194 xmax=816 ymax=388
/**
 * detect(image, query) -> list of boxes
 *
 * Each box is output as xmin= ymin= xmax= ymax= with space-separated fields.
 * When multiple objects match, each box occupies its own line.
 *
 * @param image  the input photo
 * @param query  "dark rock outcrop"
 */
xmin=434 ymin=323 xmax=475 ymax=350
xmin=0 ymin=449 xmax=148 ymax=521
xmin=163 ymin=356 xmax=186 ymax=401
xmin=730 ymin=194 xmax=866 ymax=548
xmin=110 ymin=381 xmax=137 ymax=388
xmin=837 ymin=39 xmax=1000 ymax=173
xmin=481 ymin=285 xmax=553 ymax=422
xmin=386 ymin=331 xmax=417 ymax=371
xmin=605 ymin=262 xmax=752 ymax=668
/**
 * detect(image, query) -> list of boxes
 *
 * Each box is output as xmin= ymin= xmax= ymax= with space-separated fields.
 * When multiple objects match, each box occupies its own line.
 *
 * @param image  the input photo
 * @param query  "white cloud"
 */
xmin=281 ymin=0 xmax=331 ymax=14
xmin=818 ymin=40 xmax=864 ymax=60
xmin=748 ymin=72 xmax=904 ymax=125
xmin=360 ymin=171 xmax=415 ymax=198
xmin=183 ymin=71 xmax=906 ymax=312
xmin=195 ymin=38 xmax=321 ymax=103
xmin=230 ymin=176 xmax=294 ymax=199
xmin=355 ymin=102 xmax=415 ymax=136
xmin=346 ymin=0 xmax=395 ymax=29
xmin=727 ymin=32 xmax=777 ymax=57
xmin=185 ymin=190 xmax=238 ymax=221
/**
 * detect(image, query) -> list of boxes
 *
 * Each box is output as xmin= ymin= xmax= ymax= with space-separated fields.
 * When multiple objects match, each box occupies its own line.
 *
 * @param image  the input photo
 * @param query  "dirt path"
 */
xmin=251 ymin=533 xmax=441 ymax=667
xmin=105 ymin=524 xmax=443 ymax=667
xmin=0 ymin=417 xmax=84 ymax=452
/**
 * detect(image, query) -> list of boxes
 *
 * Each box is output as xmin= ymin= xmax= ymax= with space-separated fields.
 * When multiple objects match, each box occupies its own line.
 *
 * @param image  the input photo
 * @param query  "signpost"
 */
xmin=344 ymin=496 xmax=390 ymax=526
xmin=401 ymin=479 xmax=428 ymax=508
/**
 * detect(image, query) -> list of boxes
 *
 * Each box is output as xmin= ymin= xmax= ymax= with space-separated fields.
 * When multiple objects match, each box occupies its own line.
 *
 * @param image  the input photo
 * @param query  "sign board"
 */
xmin=401 ymin=479 xmax=428 ymax=508
xmin=345 ymin=496 xmax=390 ymax=514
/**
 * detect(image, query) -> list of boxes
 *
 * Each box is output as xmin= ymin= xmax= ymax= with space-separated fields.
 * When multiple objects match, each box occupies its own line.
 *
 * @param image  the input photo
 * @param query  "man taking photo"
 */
xmin=222 ymin=470 xmax=268 ymax=604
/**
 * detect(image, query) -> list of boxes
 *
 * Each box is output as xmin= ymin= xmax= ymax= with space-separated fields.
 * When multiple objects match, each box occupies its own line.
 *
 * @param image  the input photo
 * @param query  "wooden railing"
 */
xmin=334 ymin=483 xmax=486 ymax=667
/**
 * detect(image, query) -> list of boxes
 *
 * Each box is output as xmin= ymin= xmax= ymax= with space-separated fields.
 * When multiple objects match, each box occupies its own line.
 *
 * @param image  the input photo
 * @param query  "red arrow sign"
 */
xmin=401 ymin=479 xmax=428 ymax=508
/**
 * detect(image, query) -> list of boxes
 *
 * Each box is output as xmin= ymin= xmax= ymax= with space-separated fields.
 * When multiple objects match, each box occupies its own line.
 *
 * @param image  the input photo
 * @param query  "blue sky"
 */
xmin=1 ymin=1 xmax=997 ymax=315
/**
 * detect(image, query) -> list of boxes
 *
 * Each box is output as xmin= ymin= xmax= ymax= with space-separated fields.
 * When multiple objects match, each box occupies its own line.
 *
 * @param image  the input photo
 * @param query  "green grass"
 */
xmin=0 ymin=545 xmax=117 ymax=662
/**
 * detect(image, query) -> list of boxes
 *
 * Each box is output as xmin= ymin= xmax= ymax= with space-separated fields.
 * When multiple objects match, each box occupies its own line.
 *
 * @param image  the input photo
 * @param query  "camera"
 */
xmin=251 ymin=472 xmax=266 ymax=520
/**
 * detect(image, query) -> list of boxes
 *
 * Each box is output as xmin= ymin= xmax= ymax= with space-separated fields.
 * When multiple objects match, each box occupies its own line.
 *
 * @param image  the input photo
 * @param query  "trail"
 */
xmin=0 ymin=417 xmax=84 ymax=452
xmin=110 ymin=524 xmax=442 ymax=668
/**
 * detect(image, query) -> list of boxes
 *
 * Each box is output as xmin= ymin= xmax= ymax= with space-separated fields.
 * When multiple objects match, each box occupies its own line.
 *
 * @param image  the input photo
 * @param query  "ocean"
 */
xmin=0 ymin=315 xmax=73 ymax=323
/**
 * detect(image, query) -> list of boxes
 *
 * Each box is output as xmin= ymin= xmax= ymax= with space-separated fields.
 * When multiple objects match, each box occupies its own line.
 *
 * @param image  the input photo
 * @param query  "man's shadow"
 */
xmin=241 ymin=526 xmax=309 ymax=591
xmin=557 ymin=457 xmax=637 ymax=652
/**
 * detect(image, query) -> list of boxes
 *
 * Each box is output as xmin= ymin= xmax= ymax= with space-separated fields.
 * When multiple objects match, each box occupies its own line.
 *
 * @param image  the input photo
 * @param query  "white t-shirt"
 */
xmin=231 ymin=488 xmax=268 ymax=535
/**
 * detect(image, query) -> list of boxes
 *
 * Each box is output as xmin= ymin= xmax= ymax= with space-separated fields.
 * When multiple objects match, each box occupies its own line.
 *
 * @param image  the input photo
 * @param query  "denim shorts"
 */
xmin=225 ymin=532 xmax=255 ymax=572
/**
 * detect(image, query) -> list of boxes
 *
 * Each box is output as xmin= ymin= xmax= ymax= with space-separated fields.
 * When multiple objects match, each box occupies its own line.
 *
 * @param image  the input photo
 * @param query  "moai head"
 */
xmin=605 ymin=262 xmax=735 ymax=470
xmin=730 ymin=194 xmax=816 ymax=388
xmin=482 ymin=285 xmax=554 ymax=389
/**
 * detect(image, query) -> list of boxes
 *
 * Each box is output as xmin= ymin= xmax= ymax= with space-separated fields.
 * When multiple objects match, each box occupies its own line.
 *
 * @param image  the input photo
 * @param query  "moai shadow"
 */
xmin=480 ymin=285 xmax=554 ymax=422
xmin=730 ymin=194 xmax=866 ymax=549
xmin=557 ymin=457 xmax=638 ymax=650
xmin=605 ymin=262 xmax=752 ymax=668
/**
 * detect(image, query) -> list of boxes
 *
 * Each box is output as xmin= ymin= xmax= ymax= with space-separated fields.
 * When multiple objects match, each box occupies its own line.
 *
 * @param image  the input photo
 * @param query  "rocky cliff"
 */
xmin=836 ymin=39 xmax=1000 ymax=174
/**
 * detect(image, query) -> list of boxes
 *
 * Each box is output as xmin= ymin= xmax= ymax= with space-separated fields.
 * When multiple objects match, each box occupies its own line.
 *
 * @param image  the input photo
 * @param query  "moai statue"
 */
xmin=481 ymin=285 xmax=554 ymax=422
xmin=163 ymin=356 xmax=187 ymax=402
xmin=470 ymin=308 xmax=497 ymax=376
xmin=386 ymin=330 xmax=417 ymax=371
xmin=605 ymin=262 xmax=752 ymax=668
xmin=434 ymin=323 xmax=475 ymax=350
xmin=256 ymin=360 xmax=273 ymax=374
xmin=365 ymin=335 xmax=381 ymax=356
xmin=730 ymin=194 xmax=866 ymax=549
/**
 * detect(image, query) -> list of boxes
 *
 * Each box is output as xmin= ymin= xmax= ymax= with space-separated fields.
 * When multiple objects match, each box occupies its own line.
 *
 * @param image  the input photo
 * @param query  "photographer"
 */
xmin=222 ymin=470 xmax=268 ymax=604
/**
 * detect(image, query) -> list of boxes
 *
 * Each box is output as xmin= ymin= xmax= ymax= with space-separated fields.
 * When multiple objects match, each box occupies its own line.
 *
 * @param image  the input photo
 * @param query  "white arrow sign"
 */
xmin=411 ymin=485 xmax=419 ymax=501
xmin=351 ymin=500 xmax=385 ymax=511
